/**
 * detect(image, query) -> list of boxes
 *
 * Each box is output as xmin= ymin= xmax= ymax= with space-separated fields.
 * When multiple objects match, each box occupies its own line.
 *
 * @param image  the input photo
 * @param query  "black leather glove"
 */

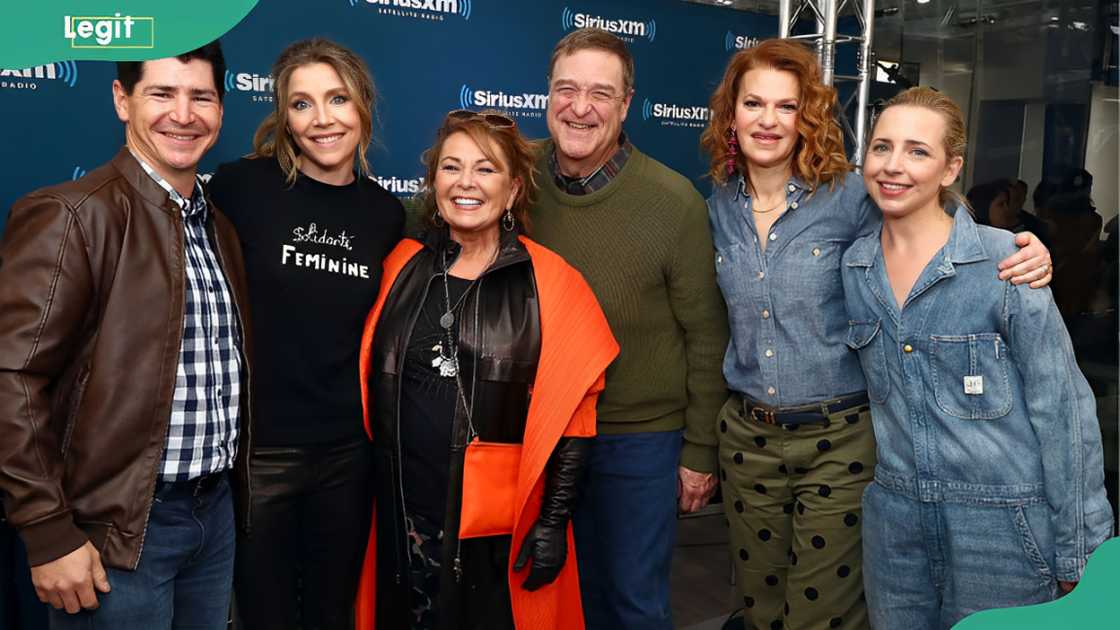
xmin=512 ymin=437 xmax=590 ymax=591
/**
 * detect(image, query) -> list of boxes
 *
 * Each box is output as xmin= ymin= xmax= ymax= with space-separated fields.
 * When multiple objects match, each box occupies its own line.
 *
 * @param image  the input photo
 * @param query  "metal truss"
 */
xmin=778 ymin=0 xmax=876 ymax=167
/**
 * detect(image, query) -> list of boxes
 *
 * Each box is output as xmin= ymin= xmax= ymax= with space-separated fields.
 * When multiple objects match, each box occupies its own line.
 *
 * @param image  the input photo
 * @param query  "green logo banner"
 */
xmin=1 ymin=1 xmax=258 ymax=68
xmin=955 ymin=537 xmax=1120 ymax=628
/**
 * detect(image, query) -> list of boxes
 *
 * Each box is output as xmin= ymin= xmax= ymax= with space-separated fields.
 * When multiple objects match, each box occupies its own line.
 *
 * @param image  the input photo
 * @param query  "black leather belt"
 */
xmin=736 ymin=391 xmax=870 ymax=426
xmin=156 ymin=470 xmax=227 ymax=497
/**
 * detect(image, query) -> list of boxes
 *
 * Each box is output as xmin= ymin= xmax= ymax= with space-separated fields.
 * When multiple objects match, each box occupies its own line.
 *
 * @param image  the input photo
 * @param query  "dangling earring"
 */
xmin=502 ymin=209 xmax=516 ymax=232
xmin=432 ymin=209 xmax=445 ymax=227
xmin=726 ymin=128 xmax=740 ymax=177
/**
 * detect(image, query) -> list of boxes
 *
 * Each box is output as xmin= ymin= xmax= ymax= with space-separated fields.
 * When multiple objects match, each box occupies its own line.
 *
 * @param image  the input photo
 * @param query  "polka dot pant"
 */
xmin=717 ymin=396 xmax=876 ymax=630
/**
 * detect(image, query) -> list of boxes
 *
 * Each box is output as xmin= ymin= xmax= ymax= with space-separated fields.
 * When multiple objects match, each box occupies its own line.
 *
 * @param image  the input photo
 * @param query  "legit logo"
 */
xmin=63 ymin=14 xmax=154 ymax=48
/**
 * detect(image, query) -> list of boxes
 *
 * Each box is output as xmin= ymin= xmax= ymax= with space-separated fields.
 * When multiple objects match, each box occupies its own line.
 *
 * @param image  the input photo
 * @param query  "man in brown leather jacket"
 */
xmin=0 ymin=41 xmax=251 ymax=630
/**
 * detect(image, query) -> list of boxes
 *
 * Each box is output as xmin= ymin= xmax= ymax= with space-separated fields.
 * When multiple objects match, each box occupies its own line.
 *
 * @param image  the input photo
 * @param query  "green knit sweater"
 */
xmin=528 ymin=142 xmax=730 ymax=473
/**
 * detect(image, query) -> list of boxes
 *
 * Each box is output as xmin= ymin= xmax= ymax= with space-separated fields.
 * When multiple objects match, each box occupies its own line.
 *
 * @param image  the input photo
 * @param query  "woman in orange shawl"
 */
xmin=356 ymin=109 xmax=617 ymax=630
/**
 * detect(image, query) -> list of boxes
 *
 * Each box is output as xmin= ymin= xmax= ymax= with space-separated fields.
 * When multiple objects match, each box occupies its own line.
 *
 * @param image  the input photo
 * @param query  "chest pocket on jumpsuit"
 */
xmin=928 ymin=333 xmax=1012 ymax=420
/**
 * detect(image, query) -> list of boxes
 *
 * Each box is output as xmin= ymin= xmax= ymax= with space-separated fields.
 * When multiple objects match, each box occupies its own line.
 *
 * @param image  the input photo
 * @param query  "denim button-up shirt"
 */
xmin=841 ymin=206 xmax=1112 ymax=582
xmin=707 ymin=171 xmax=876 ymax=406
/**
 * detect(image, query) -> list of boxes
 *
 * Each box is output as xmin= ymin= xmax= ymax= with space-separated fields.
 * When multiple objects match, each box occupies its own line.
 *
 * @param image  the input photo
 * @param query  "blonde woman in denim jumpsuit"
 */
xmin=843 ymin=87 xmax=1112 ymax=629
xmin=700 ymin=41 xmax=1055 ymax=630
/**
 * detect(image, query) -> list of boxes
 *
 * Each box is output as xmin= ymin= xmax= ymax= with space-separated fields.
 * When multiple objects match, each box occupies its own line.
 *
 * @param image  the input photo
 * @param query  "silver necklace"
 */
xmin=431 ymin=244 xmax=498 ymax=377
xmin=432 ymin=272 xmax=473 ymax=378
xmin=438 ymin=245 xmax=499 ymax=331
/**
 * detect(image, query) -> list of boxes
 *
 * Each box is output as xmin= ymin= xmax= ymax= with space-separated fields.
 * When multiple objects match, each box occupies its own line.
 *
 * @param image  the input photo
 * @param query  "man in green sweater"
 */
xmin=528 ymin=29 xmax=730 ymax=629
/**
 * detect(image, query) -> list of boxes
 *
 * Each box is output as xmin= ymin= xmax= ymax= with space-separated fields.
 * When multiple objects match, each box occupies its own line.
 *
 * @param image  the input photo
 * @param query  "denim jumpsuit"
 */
xmin=840 ymin=206 xmax=1112 ymax=629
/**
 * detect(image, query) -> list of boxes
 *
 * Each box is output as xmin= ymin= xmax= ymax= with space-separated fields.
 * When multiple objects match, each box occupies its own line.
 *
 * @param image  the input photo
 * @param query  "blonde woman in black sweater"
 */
xmin=207 ymin=38 xmax=403 ymax=630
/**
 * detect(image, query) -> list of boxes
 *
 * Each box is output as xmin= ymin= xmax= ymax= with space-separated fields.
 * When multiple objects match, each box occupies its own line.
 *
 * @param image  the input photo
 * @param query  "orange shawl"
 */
xmin=355 ymin=236 xmax=618 ymax=630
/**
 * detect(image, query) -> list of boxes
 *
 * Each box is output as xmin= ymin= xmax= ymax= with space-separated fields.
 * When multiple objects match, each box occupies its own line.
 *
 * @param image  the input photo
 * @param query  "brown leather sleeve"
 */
xmin=0 ymin=192 xmax=93 ymax=565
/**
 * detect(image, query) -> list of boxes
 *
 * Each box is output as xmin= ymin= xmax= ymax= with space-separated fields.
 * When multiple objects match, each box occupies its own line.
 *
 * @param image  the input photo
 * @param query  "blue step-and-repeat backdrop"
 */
xmin=0 ymin=1 xmax=855 ymax=229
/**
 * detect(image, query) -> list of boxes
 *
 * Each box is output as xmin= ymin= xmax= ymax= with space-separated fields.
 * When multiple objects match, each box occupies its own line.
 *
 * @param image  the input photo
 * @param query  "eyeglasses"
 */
xmin=445 ymin=109 xmax=516 ymax=128
xmin=548 ymin=84 xmax=627 ymax=104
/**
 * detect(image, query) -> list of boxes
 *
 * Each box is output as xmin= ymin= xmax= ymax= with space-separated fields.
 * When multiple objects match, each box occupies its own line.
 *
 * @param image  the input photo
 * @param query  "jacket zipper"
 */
xmin=60 ymin=365 xmax=91 ymax=459
xmin=134 ymin=208 xmax=187 ymax=569
xmin=393 ymin=270 xmax=439 ymax=583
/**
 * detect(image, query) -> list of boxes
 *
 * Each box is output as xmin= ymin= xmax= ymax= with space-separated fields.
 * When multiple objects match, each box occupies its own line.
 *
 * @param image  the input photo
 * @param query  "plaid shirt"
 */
xmin=134 ymin=155 xmax=242 ymax=481
xmin=549 ymin=132 xmax=633 ymax=195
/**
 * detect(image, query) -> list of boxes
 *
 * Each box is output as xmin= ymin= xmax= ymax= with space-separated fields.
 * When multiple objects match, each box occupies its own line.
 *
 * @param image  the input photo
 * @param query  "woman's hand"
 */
xmin=997 ymin=232 xmax=1052 ymax=288
xmin=513 ymin=522 xmax=567 ymax=591
xmin=1058 ymin=580 xmax=1077 ymax=594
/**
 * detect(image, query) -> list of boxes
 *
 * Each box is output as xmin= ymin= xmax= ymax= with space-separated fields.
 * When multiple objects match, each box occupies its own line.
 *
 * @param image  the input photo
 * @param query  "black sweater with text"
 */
xmin=208 ymin=157 xmax=404 ymax=446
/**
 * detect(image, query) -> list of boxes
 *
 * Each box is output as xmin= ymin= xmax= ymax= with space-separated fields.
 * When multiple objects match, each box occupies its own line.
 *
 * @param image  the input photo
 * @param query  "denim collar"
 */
xmin=733 ymin=173 xmax=810 ymax=202
xmin=845 ymin=202 xmax=989 ymax=269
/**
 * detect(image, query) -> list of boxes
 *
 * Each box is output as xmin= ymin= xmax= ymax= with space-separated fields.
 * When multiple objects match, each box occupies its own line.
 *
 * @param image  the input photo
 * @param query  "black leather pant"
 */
xmin=234 ymin=437 xmax=373 ymax=630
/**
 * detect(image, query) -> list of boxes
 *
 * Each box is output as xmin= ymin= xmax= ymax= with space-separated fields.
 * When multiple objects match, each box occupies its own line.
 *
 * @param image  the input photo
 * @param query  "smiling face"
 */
xmin=113 ymin=57 xmax=222 ymax=195
xmin=733 ymin=67 xmax=800 ymax=172
xmin=863 ymin=105 xmax=963 ymax=219
xmin=546 ymin=48 xmax=632 ymax=178
xmin=434 ymin=131 xmax=521 ymax=241
xmin=285 ymin=62 xmax=361 ymax=184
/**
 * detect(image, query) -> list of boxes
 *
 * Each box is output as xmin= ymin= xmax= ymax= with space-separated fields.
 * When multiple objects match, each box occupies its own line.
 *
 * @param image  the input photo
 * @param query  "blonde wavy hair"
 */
xmin=249 ymin=38 xmax=376 ymax=185
xmin=700 ymin=39 xmax=850 ymax=190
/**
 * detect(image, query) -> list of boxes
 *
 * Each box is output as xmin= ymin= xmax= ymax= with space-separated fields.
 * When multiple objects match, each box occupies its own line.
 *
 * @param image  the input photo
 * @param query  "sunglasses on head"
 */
xmin=446 ymin=109 xmax=516 ymax=129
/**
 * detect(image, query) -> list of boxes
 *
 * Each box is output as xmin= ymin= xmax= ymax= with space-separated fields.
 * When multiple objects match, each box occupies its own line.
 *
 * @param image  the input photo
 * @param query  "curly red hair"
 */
xmin=700 ymin=39 xmax=850 ymax=190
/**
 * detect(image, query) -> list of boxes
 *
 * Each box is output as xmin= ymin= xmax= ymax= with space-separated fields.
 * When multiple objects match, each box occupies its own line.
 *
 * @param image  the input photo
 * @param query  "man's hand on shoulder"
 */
xmin=31 ymin=540 xmax=111 ymax=613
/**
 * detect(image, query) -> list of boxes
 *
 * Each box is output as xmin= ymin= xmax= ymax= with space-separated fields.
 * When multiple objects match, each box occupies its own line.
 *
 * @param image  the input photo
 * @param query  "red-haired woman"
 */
xmin=699 ymin=39 xmax=1052 ymax=630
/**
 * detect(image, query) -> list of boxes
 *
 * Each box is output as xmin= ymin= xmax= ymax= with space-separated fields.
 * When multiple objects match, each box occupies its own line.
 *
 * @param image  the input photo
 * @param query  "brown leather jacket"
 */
xmin=0 ymin=148 xmax=253 ymax=570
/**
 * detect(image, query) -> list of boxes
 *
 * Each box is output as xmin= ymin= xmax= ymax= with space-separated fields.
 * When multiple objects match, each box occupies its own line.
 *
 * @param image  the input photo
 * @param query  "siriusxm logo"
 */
xmin=352 ymin=0 xmax=472 ymax=21
xmin=724 ymin=31 xmax=760 ymax=51
xmin=458 ymin=84 xmax=548 ymax=118
xmin=225 ymin=70 xmax=274 ymax=93
xmin=641 ymin=98 xmax=710 ymax=129
xmin=561 ymin=7 xmax=655 ymax=43
xmin=372 ymin=175 xmax=423 ymax=196
xmin=0 ymin=61 xmax=79 ymax=91
xmin=225 ymin=70 xmax=275 ymax=102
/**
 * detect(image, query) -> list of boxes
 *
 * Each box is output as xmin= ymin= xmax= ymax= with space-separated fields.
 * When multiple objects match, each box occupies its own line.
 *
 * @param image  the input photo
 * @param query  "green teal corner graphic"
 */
xmin=955 ymin=536 xmax=1120 ymax=628
xmin=1 ymin=1 xmax=258 ymax=68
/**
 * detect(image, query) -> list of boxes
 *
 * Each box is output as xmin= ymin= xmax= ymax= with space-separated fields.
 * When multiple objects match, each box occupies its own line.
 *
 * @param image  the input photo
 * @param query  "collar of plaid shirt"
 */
xmin=129 ymin=150 xmax=208 ymax=220
xmin=549 ymin=132 xmax=632 ymax=195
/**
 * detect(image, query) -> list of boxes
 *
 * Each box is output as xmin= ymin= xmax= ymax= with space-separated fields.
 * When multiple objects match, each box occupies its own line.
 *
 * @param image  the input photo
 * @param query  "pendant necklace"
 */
xmin=431 ymin=243 xmax=499 ymax=378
